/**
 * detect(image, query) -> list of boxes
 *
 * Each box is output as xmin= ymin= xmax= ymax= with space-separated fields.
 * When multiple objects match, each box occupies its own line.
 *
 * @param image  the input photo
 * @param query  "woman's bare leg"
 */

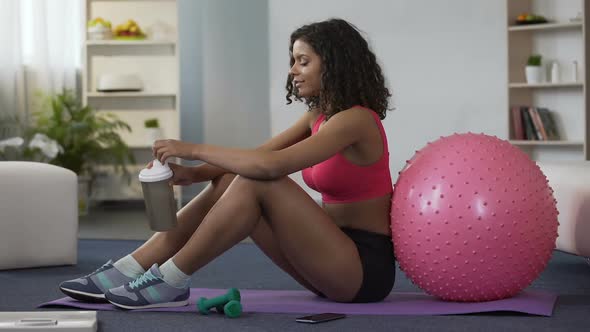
xmin=171 ymin=175 xmax=363 ymax=302
xmin=128 ymin=174 xmax=323 ymax=294
xmin=130 ymin=174 xmax=236 ymax=269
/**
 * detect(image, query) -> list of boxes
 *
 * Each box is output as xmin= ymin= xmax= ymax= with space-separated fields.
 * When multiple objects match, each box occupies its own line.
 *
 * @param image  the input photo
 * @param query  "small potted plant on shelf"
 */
xmin=144 ymin=118 xmax=162 ymax=144
xmin=525 ymin=54 xmax=544 ymax=84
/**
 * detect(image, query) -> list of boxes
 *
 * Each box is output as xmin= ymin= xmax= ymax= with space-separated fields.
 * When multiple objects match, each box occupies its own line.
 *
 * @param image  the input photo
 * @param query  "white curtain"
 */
xmin=0 ymin=0 xmax=24 ymax=127
xmin=0 ymin=0 xmax=82 ymax=125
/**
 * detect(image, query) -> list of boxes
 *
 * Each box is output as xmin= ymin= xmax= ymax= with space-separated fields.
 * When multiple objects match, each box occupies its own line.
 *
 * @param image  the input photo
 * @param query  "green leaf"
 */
xmin=527 ymin=54 xmax=542 ymax=66
xmin=27 ymin=89 xmax=134 ymax=178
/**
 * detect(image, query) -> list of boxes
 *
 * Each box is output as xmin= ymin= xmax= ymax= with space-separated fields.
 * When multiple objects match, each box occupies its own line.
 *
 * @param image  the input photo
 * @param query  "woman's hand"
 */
xmin=146 ymin=160 xmax=194 ymax=186
xmin=152 ymin=139 xmax=197 ymax=163
xmin=168 ymin=162 xmax=195 ymax=186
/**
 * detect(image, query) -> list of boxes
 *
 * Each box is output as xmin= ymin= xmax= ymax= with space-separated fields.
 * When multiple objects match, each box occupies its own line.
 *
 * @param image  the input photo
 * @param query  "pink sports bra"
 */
xmin=302 ymin=106 xmax=393 ymax=203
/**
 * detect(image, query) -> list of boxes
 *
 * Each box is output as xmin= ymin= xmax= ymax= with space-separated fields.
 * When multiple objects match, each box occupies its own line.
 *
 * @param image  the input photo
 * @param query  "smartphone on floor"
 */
xmin=295 ymin=313 xmax=346 ymax=324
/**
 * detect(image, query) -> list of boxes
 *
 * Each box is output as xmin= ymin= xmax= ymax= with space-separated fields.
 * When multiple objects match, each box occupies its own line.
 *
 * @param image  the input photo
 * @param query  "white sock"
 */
xmin=159 ymin=259 xmax=191 ymax=289
xmin=113 ymin=254 xmax=146 ymax=279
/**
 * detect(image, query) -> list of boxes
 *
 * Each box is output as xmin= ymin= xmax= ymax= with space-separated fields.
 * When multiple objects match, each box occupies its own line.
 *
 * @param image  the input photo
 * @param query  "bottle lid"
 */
xmin=139 ymin=159 xmax=173 ymax=182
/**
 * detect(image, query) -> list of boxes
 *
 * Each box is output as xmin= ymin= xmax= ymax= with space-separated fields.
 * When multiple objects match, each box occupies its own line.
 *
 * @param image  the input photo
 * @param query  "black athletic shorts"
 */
xmin=342 ymin=227 xmax=396 ymax=302
xmin=316 ymin=227 xmax=396 ymax=303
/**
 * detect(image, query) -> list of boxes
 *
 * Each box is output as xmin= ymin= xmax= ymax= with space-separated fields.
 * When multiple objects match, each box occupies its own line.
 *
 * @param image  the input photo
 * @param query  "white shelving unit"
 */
xmin=508 ymin=21 xmax=582 ymax=32
xmin=82 ymin=0 xmax=181 ymax=202
xmin=507 ymin=0 xmax=589 ymax=161
xmin=508 ymin=82 xmax=584 ymax=88
xmin=86 ymin=40 xmax=176 ymax=46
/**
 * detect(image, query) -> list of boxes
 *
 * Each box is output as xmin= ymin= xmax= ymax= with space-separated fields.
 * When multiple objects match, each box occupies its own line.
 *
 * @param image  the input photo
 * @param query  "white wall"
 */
xmin=179 ymin=0 xmax=269 ymax=202
xmin=178 ymin=0 xmax=204 ymax=201
xmin=201 ymin=0 xmax=270 ymax=148
xmin=269 ymin=0 xmax=508 ymax=197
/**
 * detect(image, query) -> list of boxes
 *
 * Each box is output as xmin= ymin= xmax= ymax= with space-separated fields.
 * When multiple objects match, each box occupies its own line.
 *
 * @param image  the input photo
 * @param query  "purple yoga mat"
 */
xmin=38 ymin=288 xmax=557 ymax=316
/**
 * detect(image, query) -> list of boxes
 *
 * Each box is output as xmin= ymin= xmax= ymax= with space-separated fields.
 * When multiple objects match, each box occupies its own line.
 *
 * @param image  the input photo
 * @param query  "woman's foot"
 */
xmin=105 ymin=263 xmax=190 ymax=310
xmin=59 ymin=260 xmax=136 ymax=303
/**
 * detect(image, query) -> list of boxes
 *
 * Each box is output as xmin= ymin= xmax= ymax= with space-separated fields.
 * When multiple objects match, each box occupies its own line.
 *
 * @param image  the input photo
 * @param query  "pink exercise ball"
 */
xmin=390 ymin=133 xmax=558 ymax=302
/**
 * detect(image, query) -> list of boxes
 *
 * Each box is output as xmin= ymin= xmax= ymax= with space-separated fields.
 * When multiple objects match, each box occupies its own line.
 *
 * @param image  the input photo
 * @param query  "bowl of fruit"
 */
xmin=87 ymin=17 xmax=112 ymax=40
xmin=114 ymin=19 xmax=146 ymax=40
xmin=516 ymin=13 xmax=548 ymax=25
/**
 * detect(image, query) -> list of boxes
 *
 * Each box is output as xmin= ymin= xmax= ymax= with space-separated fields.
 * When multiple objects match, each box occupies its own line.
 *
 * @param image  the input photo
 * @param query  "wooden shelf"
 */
xmin=87 ymin=92 xmax=176 ymax=98
xmin=83 ymin=0 xmax=182 ymax=202
xmin=508 ymin=21 xmax=582 ymax=32
xmin=509 ymin=140 xmax=584 ymax=147
xmin=85 ymin=39 xmax=176 ymax=46
xmin=509 ymin=82 xmax=584 ymax=88
xmin=89 ymin=0 xmax=175 ymax=2
xmin=506 ymin=1 xmax=589 ymax=160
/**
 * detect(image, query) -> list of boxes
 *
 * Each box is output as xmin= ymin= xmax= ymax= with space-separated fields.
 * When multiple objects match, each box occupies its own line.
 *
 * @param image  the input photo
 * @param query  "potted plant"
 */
xmin=30 ymin=89 xmax=135 ymax=215
xmin=525 ymin=54 xmax=544 ymax=84
xmin=144 ymin=118 xmax=162 ymax=144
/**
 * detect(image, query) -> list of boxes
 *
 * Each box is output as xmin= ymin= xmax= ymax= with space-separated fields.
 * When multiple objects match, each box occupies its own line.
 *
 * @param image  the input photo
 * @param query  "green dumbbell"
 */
xmin=213 ymin=300 xmax=242 ymax=318
xmin=197 ymin=288 xmax=241 ymax=315
xmin=223 ymin=300 xmax=242 ymax=318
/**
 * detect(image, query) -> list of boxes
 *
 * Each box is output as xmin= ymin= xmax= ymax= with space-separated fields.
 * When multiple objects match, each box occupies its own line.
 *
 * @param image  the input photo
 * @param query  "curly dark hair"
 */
xmin=285 ymin=18 xmax=392 ymax=120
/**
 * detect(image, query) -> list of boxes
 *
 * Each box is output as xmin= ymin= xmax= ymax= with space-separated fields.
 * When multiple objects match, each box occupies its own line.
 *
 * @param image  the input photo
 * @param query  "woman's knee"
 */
xmin=175 ymin=173 xmax=237 ymax=225
xmin=178 ymin=173 xmax=236 ymax=210
xmin=231 ymin=175 xmax=289 ymax=193
xmin=211 ymin=173 xmax=236 ymax=189
xmin=200 ymin=173 xmax=236 ymax=200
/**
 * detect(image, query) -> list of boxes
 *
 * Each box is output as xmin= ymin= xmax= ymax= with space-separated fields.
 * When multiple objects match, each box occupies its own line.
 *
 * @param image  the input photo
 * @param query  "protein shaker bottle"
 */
xmin=139 ymin=160 xmax=178 ymax=231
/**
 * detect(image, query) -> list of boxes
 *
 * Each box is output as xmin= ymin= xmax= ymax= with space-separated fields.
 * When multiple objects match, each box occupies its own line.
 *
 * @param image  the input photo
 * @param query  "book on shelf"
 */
xmin=510 ymin=106 xmax=524 ymax=140
xmin=529 ymin=108 xmax=546 ymax=140
xmin=511 ymin=106 xmax=560 ymax=141
xmin=521 ymin=107 xmax=538 ymax=140
xmin=537 ymin=108 xmax=560 ymax=140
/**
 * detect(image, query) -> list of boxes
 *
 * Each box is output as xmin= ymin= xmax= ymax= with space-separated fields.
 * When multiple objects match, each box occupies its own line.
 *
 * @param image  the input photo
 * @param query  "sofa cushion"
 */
xmin=0 ymin=162 xmax=78 ymax=270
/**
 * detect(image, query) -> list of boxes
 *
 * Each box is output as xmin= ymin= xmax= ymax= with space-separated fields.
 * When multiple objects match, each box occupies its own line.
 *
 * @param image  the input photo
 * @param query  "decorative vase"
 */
xmin=146 ymin=128 xmax=162 ymax=145
xmin=77 ymin=176 xmax=91 ymax=216
xmin=525 ymin=66 xmax=544 ymax=84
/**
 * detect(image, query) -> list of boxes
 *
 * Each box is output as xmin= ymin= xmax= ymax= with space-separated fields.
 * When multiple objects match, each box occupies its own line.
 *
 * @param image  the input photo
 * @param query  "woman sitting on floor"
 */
xmin=59 ymin=17 xmax=396 ymax=309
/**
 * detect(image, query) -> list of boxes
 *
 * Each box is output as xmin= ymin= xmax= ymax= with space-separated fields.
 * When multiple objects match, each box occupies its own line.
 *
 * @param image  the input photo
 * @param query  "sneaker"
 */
xmin=59 ymin=259 xmax=136 ymax=303
xmin=105 ymin=263 xmax=190 ymax=310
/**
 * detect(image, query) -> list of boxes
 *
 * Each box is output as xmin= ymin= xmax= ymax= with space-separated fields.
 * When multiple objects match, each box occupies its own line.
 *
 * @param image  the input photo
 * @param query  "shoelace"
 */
xmin=129 ymin=271 xmax=157 ymax=290
xmin=83 ymin=261 xmax=111 ymax=278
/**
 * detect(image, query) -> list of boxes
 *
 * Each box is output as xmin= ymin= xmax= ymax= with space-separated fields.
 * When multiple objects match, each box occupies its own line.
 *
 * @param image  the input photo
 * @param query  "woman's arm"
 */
xmin=181 ymin=111 xmax=314 ymax=182
xmin=156 ymin=108 xmax=371 ymax=180
xmin=188 ymin=163 xmax=227 ymax=183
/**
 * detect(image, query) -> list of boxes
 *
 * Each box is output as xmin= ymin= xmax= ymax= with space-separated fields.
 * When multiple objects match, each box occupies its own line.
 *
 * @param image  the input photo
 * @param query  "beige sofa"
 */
xmin=537 ymin=161 xmax=590 ymax=258
xmin=0 ymin=161 xmax=78 ymax=270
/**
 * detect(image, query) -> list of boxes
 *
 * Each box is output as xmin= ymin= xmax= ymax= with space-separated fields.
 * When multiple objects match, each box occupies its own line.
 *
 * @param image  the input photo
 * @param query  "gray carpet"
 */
xmin=1 ymin=239 xmax=589 ymax=331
